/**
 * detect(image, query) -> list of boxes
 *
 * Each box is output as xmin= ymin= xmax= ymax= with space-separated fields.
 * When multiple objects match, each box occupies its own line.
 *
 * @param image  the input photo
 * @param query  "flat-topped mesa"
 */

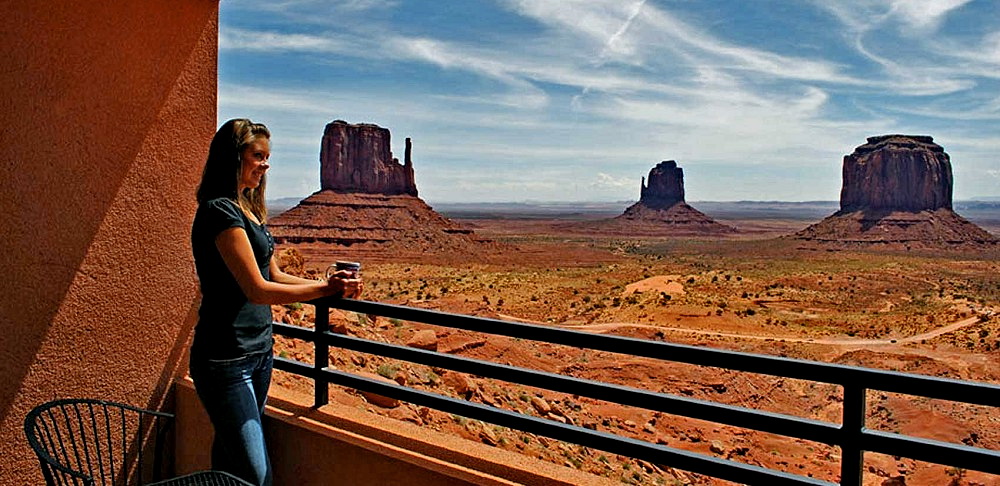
xmin=320 ymin=120 xmax=417 ymax=196
xmin=792 ymin=134 xmax=996 ymax=248
xmin=840 ymin=134 xmax=951 ymax=212
xmin=640 ymin=160 xmax=685 ymax=209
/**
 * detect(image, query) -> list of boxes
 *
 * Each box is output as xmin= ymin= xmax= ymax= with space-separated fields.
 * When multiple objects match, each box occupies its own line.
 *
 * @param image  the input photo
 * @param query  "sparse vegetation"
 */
xmin=270 ymin=227 xmax=1000 ymax=486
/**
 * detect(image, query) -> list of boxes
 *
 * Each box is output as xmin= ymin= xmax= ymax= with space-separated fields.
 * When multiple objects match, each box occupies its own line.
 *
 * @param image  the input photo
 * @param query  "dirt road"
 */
xmin=546 ymin=316 xmax=982 ymax=346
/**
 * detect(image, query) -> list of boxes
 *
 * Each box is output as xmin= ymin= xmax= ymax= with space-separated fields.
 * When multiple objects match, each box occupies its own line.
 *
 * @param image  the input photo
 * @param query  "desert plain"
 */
xmin=268 ymin=201 xmax=1000 ymax=486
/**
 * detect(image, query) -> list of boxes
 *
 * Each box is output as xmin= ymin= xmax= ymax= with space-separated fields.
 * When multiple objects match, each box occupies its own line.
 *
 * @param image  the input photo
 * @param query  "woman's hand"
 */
xmin=325 ymin=270 xmax=363 ymax=298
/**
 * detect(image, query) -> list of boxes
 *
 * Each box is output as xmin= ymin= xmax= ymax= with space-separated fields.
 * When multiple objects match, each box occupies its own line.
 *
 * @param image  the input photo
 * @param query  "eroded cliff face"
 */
xmin=319 ymin=120 xmax=417 ymax=196
xmin=840 ymin=135 xmax=952 ymax=212
xmin=794 ymin=135 xmax=996 ymax=248
xmin=271 ymin=120 xmax=502 ymax=262
xmin=640 ymin=160 xmax=685 ymax=209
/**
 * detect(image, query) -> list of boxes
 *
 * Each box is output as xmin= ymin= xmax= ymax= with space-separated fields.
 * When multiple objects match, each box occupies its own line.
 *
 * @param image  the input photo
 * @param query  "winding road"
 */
xmin=496 ymin=313 xmax=983 ymax=346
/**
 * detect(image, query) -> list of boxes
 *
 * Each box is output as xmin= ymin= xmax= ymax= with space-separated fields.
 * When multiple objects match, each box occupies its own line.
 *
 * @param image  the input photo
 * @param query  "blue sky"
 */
xmin=219 ymin=0 xmax=1000 ymax=203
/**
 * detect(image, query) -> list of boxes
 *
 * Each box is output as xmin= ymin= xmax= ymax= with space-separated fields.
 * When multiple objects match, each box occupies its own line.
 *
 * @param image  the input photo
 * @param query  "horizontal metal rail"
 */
xmin=274 ymin=322 xmax=842 ymax=446
xmin=270 ymin=297 xmax=1000 ymax=486
xmin=273 ymin=357 xmax=832 ymax=486
xmin=329 ymin=299 xmax=1000 ymax=406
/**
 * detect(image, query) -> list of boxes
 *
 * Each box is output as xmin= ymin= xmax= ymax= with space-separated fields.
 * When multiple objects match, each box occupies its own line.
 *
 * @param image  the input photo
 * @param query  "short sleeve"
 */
xmin=199 ymin=198 xmax=245 ymax=238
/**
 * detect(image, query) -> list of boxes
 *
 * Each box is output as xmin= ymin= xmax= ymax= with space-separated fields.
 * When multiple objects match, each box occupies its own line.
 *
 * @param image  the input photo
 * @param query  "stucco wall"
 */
xmin=0 ymin=1 xmax=219 ymax=483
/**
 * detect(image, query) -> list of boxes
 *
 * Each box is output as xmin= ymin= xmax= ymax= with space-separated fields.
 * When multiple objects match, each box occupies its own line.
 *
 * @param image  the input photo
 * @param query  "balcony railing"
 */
xmin=272 ymin=297 xmax=1000 ymax=486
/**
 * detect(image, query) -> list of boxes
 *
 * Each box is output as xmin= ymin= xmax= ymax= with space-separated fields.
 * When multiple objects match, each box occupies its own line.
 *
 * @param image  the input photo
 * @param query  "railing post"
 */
xmin=313 ymin=301 xmax=329 ymax=408
xmin=840 ymin=384 xmax=866 ymax=486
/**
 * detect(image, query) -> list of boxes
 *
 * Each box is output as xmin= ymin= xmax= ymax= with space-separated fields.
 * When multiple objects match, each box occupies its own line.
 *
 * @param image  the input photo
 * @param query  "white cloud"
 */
xmin=219 ymin=1 xmax=1000 ymax=201
xmin=888 ymin=0 xmax=973 ymax=30
xmin=220 ymin=29 xmax=345 ymax=52
xmin=592 ymin=172 xmax=634 ymax=189
xmin=812 ymin=0 xmax=972 ymax=32
xmin=338 ymin=0 xmax=400 ymax=12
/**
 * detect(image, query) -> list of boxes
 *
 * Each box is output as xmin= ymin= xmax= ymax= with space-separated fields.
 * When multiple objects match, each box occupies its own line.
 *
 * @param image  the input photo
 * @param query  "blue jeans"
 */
xmin=189 ymin=351 xmax=273 ymax=486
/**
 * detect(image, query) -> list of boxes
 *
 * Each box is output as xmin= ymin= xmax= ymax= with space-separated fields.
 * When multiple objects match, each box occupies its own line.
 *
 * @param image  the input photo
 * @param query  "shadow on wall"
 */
xmin=0 ymin=1 xmax=220 ymax=483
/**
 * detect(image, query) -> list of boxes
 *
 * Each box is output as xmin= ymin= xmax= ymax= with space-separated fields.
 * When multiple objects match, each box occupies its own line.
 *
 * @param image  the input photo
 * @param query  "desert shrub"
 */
xmin=424 ymin=369 xmax=440 ymax=385
xmin=376 ymin=362 xmax=399 ymax=379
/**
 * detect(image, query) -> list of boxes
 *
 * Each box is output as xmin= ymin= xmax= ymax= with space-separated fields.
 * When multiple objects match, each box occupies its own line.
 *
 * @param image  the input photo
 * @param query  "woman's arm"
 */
xmin=269 ymin=259 xmax=321 ymax=285
xmin=268 ymin=251 xmax=363 ymax=298
xmin=217 ymin=227 xmax=356 ymax=304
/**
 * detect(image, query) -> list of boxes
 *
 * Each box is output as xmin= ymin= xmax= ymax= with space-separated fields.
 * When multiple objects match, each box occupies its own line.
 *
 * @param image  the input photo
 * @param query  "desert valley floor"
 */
xmin=267 ymin=203 xmax=1000 ymax=486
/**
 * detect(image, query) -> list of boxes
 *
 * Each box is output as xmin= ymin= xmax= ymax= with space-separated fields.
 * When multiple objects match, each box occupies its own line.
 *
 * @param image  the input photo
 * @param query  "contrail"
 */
xmin=574 ymin=0 xmax=648 ymax=107
xmin=598 ymin=0 xmax=648 ymax=63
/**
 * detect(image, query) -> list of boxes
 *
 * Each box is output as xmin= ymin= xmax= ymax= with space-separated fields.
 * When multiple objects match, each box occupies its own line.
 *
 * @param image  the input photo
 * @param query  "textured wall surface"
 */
xmin=0 ymin=1 xmax=219 ymax=483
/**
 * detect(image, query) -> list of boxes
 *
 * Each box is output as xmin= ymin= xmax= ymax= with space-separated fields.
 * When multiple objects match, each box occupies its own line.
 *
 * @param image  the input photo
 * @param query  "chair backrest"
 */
xmin=24 ymin=398 xmax=175 ymax=486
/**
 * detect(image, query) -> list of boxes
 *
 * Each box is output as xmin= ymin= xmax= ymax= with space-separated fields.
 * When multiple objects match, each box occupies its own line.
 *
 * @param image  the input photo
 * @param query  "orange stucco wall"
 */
xmin=0 ymin=1 xmax=219 ymax=484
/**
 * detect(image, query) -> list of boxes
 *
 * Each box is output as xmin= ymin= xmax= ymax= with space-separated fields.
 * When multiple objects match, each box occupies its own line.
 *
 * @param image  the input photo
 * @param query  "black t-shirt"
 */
xmin=190 ymin=198 xmax=274 ymax=360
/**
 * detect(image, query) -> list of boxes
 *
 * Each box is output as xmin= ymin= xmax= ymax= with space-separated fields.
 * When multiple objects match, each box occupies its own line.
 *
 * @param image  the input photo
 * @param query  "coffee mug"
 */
xmin=327 ymin=260 xmax=361 ymax=280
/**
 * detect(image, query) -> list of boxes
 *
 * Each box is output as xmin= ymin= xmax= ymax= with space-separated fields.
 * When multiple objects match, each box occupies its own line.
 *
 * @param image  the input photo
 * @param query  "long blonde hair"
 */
xmin=197 ymin=118 xmax=271 ymax=223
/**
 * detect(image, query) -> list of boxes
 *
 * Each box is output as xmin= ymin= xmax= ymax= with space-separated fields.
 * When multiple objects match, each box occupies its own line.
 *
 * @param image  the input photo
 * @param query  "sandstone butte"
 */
xmin=568 ymin=160 xmax=737 ymax=236
xmin=268 ymin=120 xmax=501 ymax=263
xmin=794 ymin=134 xmax=997 ymax=249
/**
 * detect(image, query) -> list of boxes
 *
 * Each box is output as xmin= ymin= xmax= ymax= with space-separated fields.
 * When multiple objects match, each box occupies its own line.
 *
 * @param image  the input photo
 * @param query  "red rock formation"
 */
xmin=564 ymin=160 xmax=736 ymax=236
xmin=639 ymin=160 xmax=685 ymax=208
xmin=794 ymin=135 xmax=996 ymax=248
xmin=320 ymin=120 xmax=417 ymax=196
xmin=270 ymin=120 xmax=502 ymax=263
xmin=840 ymin=135 xmax=951 ymax=211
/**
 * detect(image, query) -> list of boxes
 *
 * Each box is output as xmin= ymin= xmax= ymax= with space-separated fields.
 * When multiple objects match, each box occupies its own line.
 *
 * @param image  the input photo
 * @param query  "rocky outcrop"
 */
xmin=794 ymin=135 xmax=996 ymax=248
xmin=639 ymin=160 xmax=685 ymax=208
xmin=320 ymin=120 xmax=417 ymax=196
xmin=270 ymin=120 xmax=502 ymax=262
xmin=563 ymin=160 xmax=736 ymax=236
xmin=840 ymin=135 xmax=951 ymax=212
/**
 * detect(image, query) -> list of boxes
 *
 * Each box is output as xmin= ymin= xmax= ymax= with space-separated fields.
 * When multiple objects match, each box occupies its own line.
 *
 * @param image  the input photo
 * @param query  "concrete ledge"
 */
xmin=174 ymin=378 xmax=616 ymax=485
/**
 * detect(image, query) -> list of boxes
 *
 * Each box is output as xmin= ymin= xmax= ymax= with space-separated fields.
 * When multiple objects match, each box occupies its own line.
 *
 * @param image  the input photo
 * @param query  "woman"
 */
xmin=190 ymin=118 xmax=361 ymax=485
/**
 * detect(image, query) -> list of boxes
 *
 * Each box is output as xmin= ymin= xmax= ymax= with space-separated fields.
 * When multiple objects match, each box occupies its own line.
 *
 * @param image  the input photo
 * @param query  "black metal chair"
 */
xmin=146 ymin=471 xmax=252 ymax=486
xmin=24 ymin=398 xmax=251 ymax=486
